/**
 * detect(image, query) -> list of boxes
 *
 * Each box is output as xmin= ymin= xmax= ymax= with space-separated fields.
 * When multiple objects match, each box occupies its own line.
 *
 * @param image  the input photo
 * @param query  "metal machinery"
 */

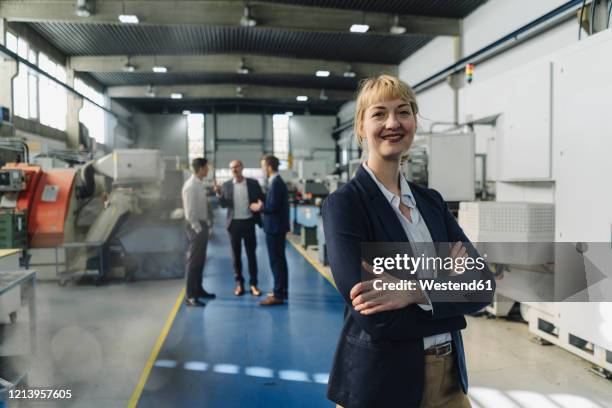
xmin=292 ymin=184 xmax=328 ymax=250
xmin=0 ymin=149 xmax=186 ymax=284
xmin=457 ymin=31 xmax=612 ymax=375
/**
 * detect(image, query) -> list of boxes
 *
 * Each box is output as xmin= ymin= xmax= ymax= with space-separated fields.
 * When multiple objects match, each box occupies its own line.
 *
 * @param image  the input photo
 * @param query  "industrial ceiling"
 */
xmin=1 ymin=0 xmax=486 ymax=114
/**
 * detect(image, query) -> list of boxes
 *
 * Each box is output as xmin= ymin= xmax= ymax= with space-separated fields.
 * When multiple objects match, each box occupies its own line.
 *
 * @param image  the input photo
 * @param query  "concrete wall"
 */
xmin=134 ymin=114 xmax=188 ymax=161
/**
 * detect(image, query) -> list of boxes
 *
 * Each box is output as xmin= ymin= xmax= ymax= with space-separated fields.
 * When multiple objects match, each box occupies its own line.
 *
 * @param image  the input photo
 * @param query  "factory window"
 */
xmin=75 ymin=78 xmax=106 ymax=145
xmin=38 ymin=53 xmax=67 ymax=131
xmin=5 ymin=32 xmax=67 ymax=130
xmin=5 ymin=32 xmax=17 ymax=53
xmin=272 ymin=114 xmax=289 ymax=170
xmin=187 ymin=113 xmax=205 ymax=164
xmin=12 ymin=37 xmax=38 ymax=120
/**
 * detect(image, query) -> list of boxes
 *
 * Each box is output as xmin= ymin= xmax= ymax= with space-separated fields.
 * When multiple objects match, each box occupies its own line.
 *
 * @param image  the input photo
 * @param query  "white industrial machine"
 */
xmin=459 ymin=29 xmax=612 ymax=375
xmin=8 ymin=149 xmax=187 ymax=284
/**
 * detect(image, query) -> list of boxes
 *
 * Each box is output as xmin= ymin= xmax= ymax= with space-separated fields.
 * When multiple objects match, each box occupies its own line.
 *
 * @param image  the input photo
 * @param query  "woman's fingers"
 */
xmin=360 ymin=303 xmax=394 ymax=315
xmin=350 ymin=282 xmax=363 ymax=300
xmin=450 ymin=241 xmax=462 ymax=258
xmin=354 ymin=301 xmax=380 ymax=312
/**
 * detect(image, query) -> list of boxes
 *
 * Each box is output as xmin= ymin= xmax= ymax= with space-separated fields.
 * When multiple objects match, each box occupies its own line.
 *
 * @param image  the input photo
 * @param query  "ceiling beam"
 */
xmin=107 ymin=84 xmax=354 ymax=101
xmin=0 ymin=1 xmax=460 ymax=37
xmin=69 ymin=54 xmax=396 ymax=77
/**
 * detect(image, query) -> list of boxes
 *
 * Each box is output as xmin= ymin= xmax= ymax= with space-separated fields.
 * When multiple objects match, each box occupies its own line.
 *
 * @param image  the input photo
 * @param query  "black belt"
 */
xmin=424 ymin=341 xmax=452 ymax=356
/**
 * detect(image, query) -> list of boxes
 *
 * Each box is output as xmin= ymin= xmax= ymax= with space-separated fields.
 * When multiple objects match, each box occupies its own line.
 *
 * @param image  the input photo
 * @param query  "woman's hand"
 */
xmin=350 ymin=261 xmax=426 ymax=315
xmin=449 ymin=241 xmax=468 ymax=276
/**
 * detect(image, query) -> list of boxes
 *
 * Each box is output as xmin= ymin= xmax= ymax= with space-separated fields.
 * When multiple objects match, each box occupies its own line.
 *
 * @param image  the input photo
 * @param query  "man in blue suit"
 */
xmin=250 ymin=154 xmax=290 ymax=306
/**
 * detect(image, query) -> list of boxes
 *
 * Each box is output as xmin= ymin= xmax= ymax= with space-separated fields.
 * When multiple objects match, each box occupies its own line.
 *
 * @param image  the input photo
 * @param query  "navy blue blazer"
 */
xmin=261 ymin=174 xmax=290 ymax=235
xmin=322 ymin=166 xmax=495 ymax=408
xmin=217 ymin=178 xmax=264 ymax=228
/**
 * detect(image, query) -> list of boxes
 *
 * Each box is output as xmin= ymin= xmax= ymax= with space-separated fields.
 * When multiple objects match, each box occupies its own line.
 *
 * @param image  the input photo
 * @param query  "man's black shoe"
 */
xmin=198 ymin=290 xmax=216 ymax=299
xmin=185 ymin=297 xmax=205 ymax=307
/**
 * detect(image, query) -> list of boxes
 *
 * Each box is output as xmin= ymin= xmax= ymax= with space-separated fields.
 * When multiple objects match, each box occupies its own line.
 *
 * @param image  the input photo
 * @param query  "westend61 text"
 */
xmin=373 ymin=279 xmax=494 ymax=292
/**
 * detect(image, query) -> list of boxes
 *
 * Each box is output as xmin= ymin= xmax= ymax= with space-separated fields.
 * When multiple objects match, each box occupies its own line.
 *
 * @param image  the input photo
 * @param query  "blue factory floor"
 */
xmin=136 ymin=212 xmax=344 ymax=407
xmin=8 ymin=210 xmax=611 ymax=408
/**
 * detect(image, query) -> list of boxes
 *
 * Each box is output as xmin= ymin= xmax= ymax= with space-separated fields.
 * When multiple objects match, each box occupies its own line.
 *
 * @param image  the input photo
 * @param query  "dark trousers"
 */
xmin=228 ymin=218 xmax=258 ymax=286
xmin=185 ymin=222 xmax=208 ymax=298
xmin=265 ymin=233 xmax=288 ymax=299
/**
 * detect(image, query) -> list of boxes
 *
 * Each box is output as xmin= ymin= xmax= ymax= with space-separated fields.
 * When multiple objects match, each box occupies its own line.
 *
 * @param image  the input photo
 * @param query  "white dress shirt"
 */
xmin=232 ymin=178 xmax=252 ymax=220
xmin=182 ymin=174 xmax=209 ymax=233
xmin=362 ymin=162 xmax=452 ymax=349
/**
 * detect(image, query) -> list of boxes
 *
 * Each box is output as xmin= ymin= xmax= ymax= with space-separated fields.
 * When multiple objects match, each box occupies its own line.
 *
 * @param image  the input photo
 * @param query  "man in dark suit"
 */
xmin=249 ymin=154 xmax=290 ymax=306
xmin=214 ymin=160 xmax=263 ymax=296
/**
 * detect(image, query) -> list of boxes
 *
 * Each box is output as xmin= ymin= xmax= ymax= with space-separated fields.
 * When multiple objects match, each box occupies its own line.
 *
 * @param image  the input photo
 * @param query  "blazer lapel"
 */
xmin=355 ymin=166 xmax=408 ymax=242
xmin=227 ymin=181 xmax=233 ymax=199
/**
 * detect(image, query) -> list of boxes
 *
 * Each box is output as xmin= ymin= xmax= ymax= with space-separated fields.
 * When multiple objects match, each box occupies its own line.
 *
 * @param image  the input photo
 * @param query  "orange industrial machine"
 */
xmin=2 ymin=163 xmax=77 ymax=247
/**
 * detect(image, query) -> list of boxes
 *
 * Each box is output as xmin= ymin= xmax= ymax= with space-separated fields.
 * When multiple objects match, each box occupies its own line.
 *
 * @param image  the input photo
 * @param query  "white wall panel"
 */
xmin=463 ymin=0 xmax=570 ymax=56
xmin=399 ymin=37 xmax=456 ymax=85
xmin=461 ymin=59 xmax=552 ymax=181
xmin=552 ymin=30 xmax=612 ymax=242
xmin=415 ymin=84 xmax=455 ymax=132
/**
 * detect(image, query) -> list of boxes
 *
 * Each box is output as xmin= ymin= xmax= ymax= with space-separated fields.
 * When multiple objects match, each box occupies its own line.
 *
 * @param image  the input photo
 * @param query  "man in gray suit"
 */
xmin=214 ymin=160 xmax=264 ymax=296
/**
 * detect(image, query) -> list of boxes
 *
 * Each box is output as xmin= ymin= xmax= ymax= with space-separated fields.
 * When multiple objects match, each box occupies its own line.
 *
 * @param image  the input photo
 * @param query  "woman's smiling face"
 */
xmin=362 ymin=98 xmax=416 ymax=161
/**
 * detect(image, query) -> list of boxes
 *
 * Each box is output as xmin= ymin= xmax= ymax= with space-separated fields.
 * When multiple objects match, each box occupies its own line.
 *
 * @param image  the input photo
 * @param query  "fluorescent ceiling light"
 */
xmin=296 ymin=95 xmax=308 ymax=102
xmin=152 ymin=66 xmax=167 ymax=73
xmin=118 ymin=14 xmax=139 ymax=24
xmin=315 ymin=70 xmax=330 ymax=77
xmin=182 ymin=110 xmax=191 ymax=115
xmin=285 ymin=111 xmax=293 ymax=116
xmin=171 ymin=93 xmax=183 ymax=99
xmin=350 ymin=24 xmax=369 ymax=33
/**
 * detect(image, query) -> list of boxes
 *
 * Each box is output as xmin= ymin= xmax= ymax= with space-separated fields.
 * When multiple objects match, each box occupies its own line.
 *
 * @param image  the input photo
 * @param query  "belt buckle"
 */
xmin=435 ymin=342 xmax=452 ymax=357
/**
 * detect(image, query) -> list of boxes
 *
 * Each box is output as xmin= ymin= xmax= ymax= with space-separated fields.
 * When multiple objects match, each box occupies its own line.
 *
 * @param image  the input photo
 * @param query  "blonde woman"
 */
xmin=322 ymin=75 xmax=495 ymax=408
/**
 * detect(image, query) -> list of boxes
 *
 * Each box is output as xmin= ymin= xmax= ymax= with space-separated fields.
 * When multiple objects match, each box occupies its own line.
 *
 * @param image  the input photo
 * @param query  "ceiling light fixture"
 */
xmin=343 ymin=65 xmax=356 ymax=78
xmin=296 ymin=95 xmax=308 ymax=102
xmin=390 ymin=14 xmax=406 ymax=35
xmin=171 ymin=93 xmax=183 ymax=99
xmin=152 ymin=66 xmax=167 ymax=73
xmin=75 ymin=0 xmax=93 ymax=17
xmin=122 ymin=56 xmax=136 ymax=72
xmin=240 ymin=6 xmax=257 ymax=27
xmin=237 ymin=58 xmax=250 ymax=75
xmin=118 ymin=14 xmax=139 ymax=24
xmin=350 ymin=24 xmax=369 ymax=33
xmin=315 ymin=70 xmax=330 ymax=77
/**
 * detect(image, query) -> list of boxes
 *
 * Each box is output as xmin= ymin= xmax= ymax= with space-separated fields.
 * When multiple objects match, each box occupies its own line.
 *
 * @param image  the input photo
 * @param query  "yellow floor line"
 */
xmin=287 ymin=238 xmax=336 ymax=289
xmin=127 ymin=287 xmax=186 ymax=408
